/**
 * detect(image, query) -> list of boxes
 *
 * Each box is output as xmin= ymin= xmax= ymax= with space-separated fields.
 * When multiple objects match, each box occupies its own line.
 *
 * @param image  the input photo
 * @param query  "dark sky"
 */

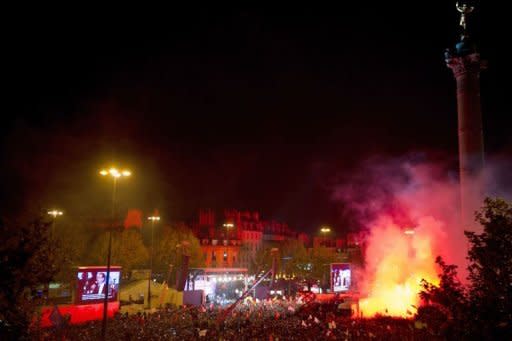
xmin=2 ymin=3 xmax=509 ymax=233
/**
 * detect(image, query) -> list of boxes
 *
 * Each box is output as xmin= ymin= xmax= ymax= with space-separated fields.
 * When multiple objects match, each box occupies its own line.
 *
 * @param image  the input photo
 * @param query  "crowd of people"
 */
xmin=32 ymin=296 xmax=440 ymax=340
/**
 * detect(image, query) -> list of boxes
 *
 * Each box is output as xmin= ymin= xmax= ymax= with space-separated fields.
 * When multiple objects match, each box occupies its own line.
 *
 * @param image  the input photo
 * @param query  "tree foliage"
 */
xmin=51 ymin=219 xmax=90 ymax=283
xmin=86 ymin=228 xmax=149 ymax=275
xmin=308 ymin=246 xmax=339 ymax=286
xmin=465 ymin=197 xmax=512 ymax=338
xmin=418 ymin=256 xmax=468 ymax=338
xmin=281 ymin=239 xmax=309 ymax=278
xmin=0 ymin=217 xmax=60 ymax=339
xmin=153 ymin=224 xmax=204 ymax=273
xmin=248 ymin=245 xmax=275 ymax=276
xmin=419 ymin=197 xmax=512 ymax=340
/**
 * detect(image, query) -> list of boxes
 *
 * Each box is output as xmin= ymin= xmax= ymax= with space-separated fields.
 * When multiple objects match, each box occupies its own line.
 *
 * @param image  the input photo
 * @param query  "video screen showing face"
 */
xmin=331 ymin=263 xmax=351 ymax=292
xmin=76 ymin=269 xmax=120 ymax=304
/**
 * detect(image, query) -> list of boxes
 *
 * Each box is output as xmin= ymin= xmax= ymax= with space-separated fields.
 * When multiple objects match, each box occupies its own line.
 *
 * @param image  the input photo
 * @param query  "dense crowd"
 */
xmin=32 ymin=297 xmax=440 ymax=340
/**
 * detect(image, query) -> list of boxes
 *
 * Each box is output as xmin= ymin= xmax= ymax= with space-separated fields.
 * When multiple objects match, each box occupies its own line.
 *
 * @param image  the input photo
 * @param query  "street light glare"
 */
xmin=109 ymin=168 xmax=120 ymax=177
xmin=148 ymin=216 xmax=161 ymax=221
xmin=100 ymin=168 xmax=132 ymax=178
xmin=320 ymin=227 xmax=331 ymax=233
xmin=47 ymin=210 xmax=63 ymax=217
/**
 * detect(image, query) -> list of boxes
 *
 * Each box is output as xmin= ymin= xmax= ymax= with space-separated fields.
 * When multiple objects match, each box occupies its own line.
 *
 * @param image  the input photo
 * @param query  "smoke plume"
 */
xmin=332 ymin=155 xmax=473 ymax=316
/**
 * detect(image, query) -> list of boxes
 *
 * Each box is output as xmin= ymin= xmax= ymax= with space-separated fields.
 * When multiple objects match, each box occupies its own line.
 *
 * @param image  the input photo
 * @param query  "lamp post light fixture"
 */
xmin=404 ymin=229 xmax=415 ymax=235
xmin=47 ymin=209 xmax=63 ymax=218
xmin=147 ymin=215 xmax=160 ymax=309
xmin=320 ymin=227 xmax=331 ymax=234
xmin=99 ymin=167 xmax=131 ymax=340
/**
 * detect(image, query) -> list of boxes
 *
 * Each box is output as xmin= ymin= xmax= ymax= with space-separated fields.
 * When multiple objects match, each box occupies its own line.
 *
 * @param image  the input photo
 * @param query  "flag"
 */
xmin=49 ymin=305 xmax=63 ymax=328
xmin=124 ymin=209 xmax=143 ymax=229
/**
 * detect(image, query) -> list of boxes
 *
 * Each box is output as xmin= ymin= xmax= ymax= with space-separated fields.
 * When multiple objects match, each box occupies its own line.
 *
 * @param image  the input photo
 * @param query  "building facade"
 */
xmin=191 ymin=208 xmax=367 ymax=270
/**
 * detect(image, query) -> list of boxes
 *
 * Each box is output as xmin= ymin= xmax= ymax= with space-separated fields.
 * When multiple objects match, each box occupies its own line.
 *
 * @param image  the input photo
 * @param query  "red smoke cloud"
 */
xmin=332 ymin=157 xmax=469 ymax=317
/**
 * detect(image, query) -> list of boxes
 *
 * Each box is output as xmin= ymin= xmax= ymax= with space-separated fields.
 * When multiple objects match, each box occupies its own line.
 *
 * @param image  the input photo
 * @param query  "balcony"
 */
xmin=200 ymin=239 xmax=242 ymax=247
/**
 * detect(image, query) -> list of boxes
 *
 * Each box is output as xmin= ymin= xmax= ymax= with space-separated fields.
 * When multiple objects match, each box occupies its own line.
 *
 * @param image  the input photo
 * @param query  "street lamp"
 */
xmin=320 ymin=226 xmax=331 ymax=234
xmin=404 ymin=227 xmax=416 ymax=258
xmin=47 ymin=209 xmax=63 ymax=236
xmin=147 ymin=215 xmax=160 ymax=309
xmin=319 ymin=226 xmax=332 ymax=248
xmin=223 ymin=222 xmax=234 ymax=239
xmin=99 ymin=167 xmax=131 ymax=340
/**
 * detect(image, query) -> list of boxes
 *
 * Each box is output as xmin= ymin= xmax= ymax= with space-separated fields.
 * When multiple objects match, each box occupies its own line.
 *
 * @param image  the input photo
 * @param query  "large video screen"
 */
xmin=331 ymin=263 xmax=351 ymax=292
xmin=76 ymin=267 xmax=121 ymax=304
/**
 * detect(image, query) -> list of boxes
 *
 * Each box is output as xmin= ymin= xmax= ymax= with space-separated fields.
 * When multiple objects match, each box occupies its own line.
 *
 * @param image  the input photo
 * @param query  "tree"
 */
xmin=419 ymin=197 xmax=512 ymax=339
xmin=153 ymin=224 xmax=204 ymax=274
xmin=51 ymin=220 xmax=91 ymax=283
xmin=280 ymin=239 xmax=309 ymax=279
xmin=86 ymin=228 xmax=149 ymax=275
xmin=418 ymin=256 xmax=468 ymax=338
xmin=0 ymin=217 xmax=60 ymax=339
xmin=249 ymin=243 xmax=278 ymax=276
xmin=465 ymin=197 xmax=512 ymax=339
xmin=308 ymin=246 xmax=338 ymax=286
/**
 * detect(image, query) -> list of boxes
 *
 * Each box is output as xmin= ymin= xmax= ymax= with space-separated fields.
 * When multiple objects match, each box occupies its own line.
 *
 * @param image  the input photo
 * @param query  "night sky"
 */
xmin=2 ymin=3 xmax=509 ymax=233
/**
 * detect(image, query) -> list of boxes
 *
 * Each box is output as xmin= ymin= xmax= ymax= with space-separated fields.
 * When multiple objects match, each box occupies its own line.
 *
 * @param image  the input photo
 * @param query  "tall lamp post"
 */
xmin=99 ymin=167 xmax=131 ymax=340
xmin=319 ymin=227 xmax=332 ymax=291
xmin=147 ymin=215 xmax=160 ymax=309
xmin=404 ymin=227 xmax=415 ymax=258
xmin=47 ymin=209 xmax=63 ymax=236
xmin=320 ymin=226 xmax=331 ymax=247
xmin=44 ymin=209 xmax=63 ymax=301
xmin=223 ymin=222 xmax=234 ymax=238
